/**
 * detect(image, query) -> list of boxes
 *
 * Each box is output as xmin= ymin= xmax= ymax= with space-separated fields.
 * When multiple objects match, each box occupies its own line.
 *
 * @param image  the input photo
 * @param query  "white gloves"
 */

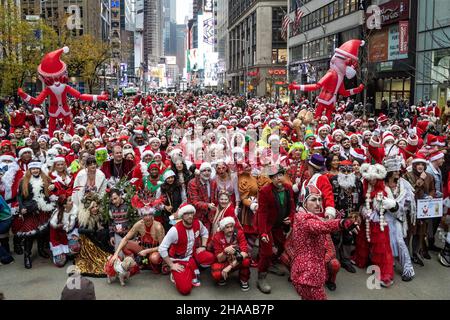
xmin=250 ymin=202 xmax=258 ymax=212
xmin=382 ymin=197 xmax=397 ymax=210
xmin=408 ymin=128 xmax=416 ymax=137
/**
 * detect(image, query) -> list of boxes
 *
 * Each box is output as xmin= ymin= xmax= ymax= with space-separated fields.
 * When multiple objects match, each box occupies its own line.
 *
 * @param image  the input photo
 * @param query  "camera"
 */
xmin=233 ymin=247 xmax=243 ymax=263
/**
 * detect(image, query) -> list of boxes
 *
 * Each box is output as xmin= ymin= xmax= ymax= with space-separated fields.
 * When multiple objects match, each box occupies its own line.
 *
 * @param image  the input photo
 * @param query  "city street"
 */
xmin=1 ymin=250 xmax=449 ymax=300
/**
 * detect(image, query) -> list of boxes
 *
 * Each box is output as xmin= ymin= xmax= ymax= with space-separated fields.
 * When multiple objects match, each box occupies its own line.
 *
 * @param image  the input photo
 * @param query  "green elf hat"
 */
xmin=304 ymin=126 xmax=315 ymax=141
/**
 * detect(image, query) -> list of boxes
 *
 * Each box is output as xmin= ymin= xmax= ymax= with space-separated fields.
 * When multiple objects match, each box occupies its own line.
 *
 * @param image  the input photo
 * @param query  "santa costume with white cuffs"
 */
xmin=0 ymin=152 xmax=23 ymax=213
xmin=368 ymin=130 xmax=418 ymax=164
xmin=131 ymin=146 xmax=152 ymax=190
xmin=315 ymin=124 xmax=333 ymax=148
xmin=352 ymin=163 xmax=395 ymax=287
xmin=158 ymin=204 xmax=215 ymax=295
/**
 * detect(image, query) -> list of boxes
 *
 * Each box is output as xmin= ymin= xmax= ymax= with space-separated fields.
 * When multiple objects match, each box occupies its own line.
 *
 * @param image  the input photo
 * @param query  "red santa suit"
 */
xmin=368 ymin=131 xmax=418 ymax=164
xmin=210 ymin=220 xmax=250 ymax=284
xmin=17 ymin=47 xmax=108 ymax=137
xmin=256 ymin=182 xmax=295 ymax=273
xmin=10 ymin=111 xmax=27 ymax=132
xmin=158 ymin=208 xmax=215 ymax=295
xmin=353 ymin=164 xmax=395 ymax=286
xmin=289 ymin=40 xmax=365 ymax=122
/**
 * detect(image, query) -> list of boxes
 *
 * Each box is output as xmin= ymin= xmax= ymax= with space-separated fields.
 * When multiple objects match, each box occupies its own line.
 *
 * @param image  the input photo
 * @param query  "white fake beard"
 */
xmin=346 ymin=66 xmax=356 ymax=79
xmin=384 ymin=143 xmax=399 ymax=157
xmin=1 ymin=162 xmax=19 ymax=200
xmin=337 ymin=173 xmax=356 ymax=190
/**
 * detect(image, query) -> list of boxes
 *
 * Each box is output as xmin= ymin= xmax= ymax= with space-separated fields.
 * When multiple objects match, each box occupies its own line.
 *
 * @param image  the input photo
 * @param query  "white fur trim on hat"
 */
xmin=332 ymin=129 xmax=345 ymax=137
xmin=18 ymin=148 xmax=33 ymax=158
xmin=0 ymin=154 xmax=15 ymax=162
xmin=429 ymin=152 xmax=444 ymax=162
xmin=162 ymin=169 xmax=175 ymax=181
xmin=28 ymin=161 xmax=42 ymax=169
xmin=178 ymin=204 xmax=196 ymax=216
xmin=219 ymin=217 xmax=235 ymax=230
xmin=53 ymin=157 xmax=66 ymax=163
xmin=268 ymin=135 xmax=280 ymax=144
xmin=149 ymin=137 xmax=161 ymax=144
xmin=199 ymin=162 xmax=212 ymax=172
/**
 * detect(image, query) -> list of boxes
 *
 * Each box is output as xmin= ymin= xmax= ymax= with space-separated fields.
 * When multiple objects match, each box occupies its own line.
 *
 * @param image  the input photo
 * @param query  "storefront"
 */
xmin=366 ymin=0 xmax=416 ymax=106
xmin=266 ymin=68 xmax=288 ymax=101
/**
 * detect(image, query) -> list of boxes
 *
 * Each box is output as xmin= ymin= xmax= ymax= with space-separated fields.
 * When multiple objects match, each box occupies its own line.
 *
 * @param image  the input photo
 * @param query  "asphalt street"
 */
xmin=1 ymin=249 xmax=449 ymax=300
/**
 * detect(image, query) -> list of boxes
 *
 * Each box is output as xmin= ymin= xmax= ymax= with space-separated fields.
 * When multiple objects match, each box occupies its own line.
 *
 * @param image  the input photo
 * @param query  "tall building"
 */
xmin=163 ymin=0 xmax=177 ymax=56
xmin=143 ymin=0 xmax=163 ymax=66
xmin=19 ymin=0 xmax=110 ymax=42
xmin=228 ymin=0 xmax=288 ymax=98
xmin=120 ymin=0 xmax=136 ymax=86
xmin=176 ymin=24 xmax=186 ymax=78
xmin=415 ymin=0 xmax=449 ymax=104
xmin=216 ymin=0 xmax=229 ymax=90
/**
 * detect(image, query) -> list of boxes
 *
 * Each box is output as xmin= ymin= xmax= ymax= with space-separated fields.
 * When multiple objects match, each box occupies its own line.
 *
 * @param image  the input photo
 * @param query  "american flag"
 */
xmin=281 ymin=14 xmax=293 ymax=40
xmin=294 ymin=7 xmax=304 ymax=28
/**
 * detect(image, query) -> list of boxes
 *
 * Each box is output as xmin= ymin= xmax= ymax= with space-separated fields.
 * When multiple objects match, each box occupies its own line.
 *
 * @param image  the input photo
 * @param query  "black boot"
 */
xmin=24 ymin=238 xmax=33 ymax=269
xmin=37 ymin=237 xmax=50 ymax=259
xmin=13 ymin=235 xmax=23 ymax=255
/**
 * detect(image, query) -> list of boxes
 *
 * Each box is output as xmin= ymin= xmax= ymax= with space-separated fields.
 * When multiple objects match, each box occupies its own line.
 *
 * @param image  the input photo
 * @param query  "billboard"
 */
xmin=369 ymin=23 xmax=408 ymax=63
xmin=166 ymin=56 xmax=177 ymax=65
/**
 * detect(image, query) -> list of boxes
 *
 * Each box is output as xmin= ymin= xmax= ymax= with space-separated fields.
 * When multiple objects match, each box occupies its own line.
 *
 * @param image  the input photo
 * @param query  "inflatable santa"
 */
xmin=17 ymin=47 xmax=109 ymax=137
xmin=288 ymin=39 xmax=365 ymax=122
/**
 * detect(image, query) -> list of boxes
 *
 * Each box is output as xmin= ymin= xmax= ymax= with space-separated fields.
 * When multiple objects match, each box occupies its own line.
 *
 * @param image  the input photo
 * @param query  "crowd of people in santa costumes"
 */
xmin=0 ymin=38 xmax=450 ymax=299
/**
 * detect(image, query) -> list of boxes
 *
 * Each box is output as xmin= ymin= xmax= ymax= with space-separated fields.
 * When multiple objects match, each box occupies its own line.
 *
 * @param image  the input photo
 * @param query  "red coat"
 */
xmin=368 ymin=135 xmax=418 ymax=164
xmin=10 ymin=111 xmax=26 ymax=128
xmin=187 ymin=177 xmax=218 ymax=226
xmin=100 ymin=159 xmax=135 ymax=180
xmin=256 ymin=183 xmax=295 ymax=236
xmin=290 ymin=209 xmax=341 ymax=287
xmin=212 ymin=228 xmax=248 ymax=257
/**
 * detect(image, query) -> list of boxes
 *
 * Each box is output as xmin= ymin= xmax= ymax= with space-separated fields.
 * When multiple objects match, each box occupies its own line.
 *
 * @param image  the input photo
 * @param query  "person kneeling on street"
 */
xmin=211 ymin=217 xmax=250 ymax=291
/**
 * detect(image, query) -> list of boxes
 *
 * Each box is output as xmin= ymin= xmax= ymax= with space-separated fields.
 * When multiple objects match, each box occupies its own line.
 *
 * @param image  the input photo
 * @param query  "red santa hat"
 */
xmin=38 ymin=46 xmax=69 ymax=78
xmin=377 ymin=114 xmax=388 ymax=123
xmin=412 ymin=152 xmax=428 ymax=165
xmin=317 ymin=124 xmax=331 ymax=134
xmin=350 ymin=148 xmax=366 ymax=161
xmin=134 ymin=126 xmax=145 ymax=136
xmin=0 ymin=152 xmax=16 ymax=163
xmin=382 ymin=131 xmax=395 ymax=145
xmin=219 ymin=216 xmax=235 ymax=230
xmin=95 ymin=145 xmax=107 ymax=153
xmin=177 ymin=203 xmax=196 ymax=216
xmin=334 ymin=39 xmax=365 ymax=61
xmin=53 ymin=156 xmax=66 ymax=164
xmin=141 ymin=146 xmax=154 ymax=158
xmin=149 ymin=137 xmax=161 ymax=145
xmin=427 ymin=134 xmax=446 ymax=147
xmin=428 ymin=150 xmax=444 ymax=162
xmin=18 ymin=147 xmax=33 ymax=158
xmin=332 ymin=129 xmax=345 ymax=139
xmin=311 ymin=141 xmax=325 ymax=151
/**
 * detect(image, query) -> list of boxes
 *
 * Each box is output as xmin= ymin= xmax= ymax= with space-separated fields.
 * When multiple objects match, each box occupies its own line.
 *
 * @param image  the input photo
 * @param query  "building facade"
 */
xmin=20 ymin=0 xmax=110 ymax=41
xmin=366 ymin=0 xmax=417 ymax=108
xmin=228 ymin=0 xmax=288 ymax=98
xmin=216 ymin=0 xmax=229 ymax=91
xmin=415 ymin=0 xmax=450 ymax=105
xmin=288 ymin=0 xmax=364 ymax=101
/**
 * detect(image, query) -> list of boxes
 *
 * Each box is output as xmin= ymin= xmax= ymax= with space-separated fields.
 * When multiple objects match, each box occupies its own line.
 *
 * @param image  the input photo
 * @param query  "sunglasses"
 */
xmin=201 ymin=169 xmax=212 ymax=172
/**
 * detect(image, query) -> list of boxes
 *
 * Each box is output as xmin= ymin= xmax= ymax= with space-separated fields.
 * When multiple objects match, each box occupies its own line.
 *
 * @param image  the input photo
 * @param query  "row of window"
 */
xmin=228 ymin=0 xmax=257 ymax=27
xmin=290 ymin=34 xmax=337 ymax=62
xmin=290 ymin=0 xmax=359 ymax=37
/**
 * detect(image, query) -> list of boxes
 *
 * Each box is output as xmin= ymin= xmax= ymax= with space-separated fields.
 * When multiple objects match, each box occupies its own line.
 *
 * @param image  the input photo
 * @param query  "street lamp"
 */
xmin=229 ymin=38 xmax=249 ymax=99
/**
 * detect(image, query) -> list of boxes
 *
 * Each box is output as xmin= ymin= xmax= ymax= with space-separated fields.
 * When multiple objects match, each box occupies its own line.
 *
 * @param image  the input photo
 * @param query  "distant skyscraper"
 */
xmin=143 ymin=0 xmax=164 ymax=66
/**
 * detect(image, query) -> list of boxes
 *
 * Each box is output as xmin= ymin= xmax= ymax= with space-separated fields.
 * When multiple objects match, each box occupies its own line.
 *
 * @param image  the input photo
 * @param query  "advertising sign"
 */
xmin=388 ymin=24 xmax=408 ymax=61
xmin=399 ymin=21 xmax=409 ymax=54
